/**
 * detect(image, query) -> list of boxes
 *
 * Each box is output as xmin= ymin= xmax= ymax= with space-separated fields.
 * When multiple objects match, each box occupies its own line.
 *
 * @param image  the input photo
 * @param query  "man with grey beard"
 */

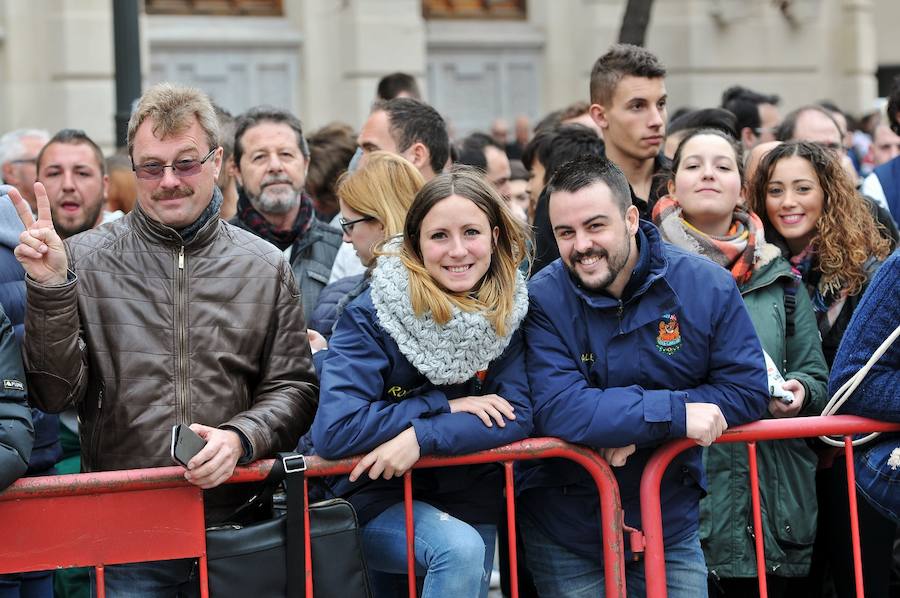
xmin=230 ymin=106 xmax=342 ymax=319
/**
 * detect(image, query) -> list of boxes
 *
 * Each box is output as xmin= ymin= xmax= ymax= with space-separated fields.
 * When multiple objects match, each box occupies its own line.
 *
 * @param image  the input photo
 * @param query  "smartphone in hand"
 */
xmin=171 ymin=423 xmax=207 ymax=467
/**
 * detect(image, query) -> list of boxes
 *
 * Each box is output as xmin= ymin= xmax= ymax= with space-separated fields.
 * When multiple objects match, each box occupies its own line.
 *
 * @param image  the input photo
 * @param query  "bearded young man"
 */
xmin=517 ymin=154 xmax=768 ymax=598
xmin=36 ymin=129 xmax=108 ymax=239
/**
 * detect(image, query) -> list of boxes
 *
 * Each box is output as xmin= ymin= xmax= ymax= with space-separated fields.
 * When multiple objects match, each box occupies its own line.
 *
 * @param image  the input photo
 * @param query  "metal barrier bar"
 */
xmin=504 ymin=461 xmax=520 ymax=598
xmin=0 ymin=466 xmax=206 ymax=574
xmin=404 ymin=472 xmax=416 ymax=598
xmin=746 ymin=441 xmax=768 ymax=597
xmin=639 ymin=416 xmax=900 ymax=598
xmin=0 ymin=437 xmax=627 ymax=598
xmin=844 ymin=436 xmax=864 ymax=598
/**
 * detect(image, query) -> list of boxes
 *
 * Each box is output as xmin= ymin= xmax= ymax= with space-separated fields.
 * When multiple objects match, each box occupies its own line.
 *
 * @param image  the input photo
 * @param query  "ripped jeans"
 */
xmin=361 ymin=500 xmax=496 ymax=598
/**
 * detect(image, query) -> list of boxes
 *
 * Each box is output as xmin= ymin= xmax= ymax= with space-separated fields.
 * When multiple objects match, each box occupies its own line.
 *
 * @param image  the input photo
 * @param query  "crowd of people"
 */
xmin=0 ymin=41 xmax=898 ymax=598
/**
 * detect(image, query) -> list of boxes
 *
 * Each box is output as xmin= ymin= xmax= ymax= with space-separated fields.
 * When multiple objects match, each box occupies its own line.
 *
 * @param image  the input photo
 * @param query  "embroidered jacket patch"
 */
xmin=656 ymin=313 xmax=682 ymax=355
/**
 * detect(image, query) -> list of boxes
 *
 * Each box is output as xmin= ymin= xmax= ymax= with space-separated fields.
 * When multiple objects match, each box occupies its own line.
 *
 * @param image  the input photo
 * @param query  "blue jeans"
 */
xmin=521 ymin=515 xmax=707 ymax=598
xmin=361 ymin=501 xmax=496 ymax=598
xmin=0 ymin=571 xmax=54 ymax=598
xmin=88 ymin=559 xmax=198 ymax=598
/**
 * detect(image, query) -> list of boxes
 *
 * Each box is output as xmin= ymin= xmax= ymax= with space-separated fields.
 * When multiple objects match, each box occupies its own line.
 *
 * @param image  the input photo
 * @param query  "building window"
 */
xmin=145 ymin=0 xmax=283 ymax=16
xmin=423 ymin=0 xmax=526 ymax=20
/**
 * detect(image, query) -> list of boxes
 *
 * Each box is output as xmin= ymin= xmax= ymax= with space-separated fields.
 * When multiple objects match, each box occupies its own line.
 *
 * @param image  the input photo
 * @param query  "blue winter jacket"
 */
xmin=519 ymin=222 xmax=769 ymax=560
xmin=311 ymin=289 xmax=533 ymax=526
xmin=308 ymin=273 xmax=367 ymax=340
xmin=829 ymin=248 xmax=898 ymax=421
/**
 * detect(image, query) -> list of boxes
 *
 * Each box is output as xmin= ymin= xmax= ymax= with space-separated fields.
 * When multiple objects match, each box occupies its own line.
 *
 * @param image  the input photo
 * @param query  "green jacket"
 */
xmin=700 ymin=250 xmax=829 ymax=579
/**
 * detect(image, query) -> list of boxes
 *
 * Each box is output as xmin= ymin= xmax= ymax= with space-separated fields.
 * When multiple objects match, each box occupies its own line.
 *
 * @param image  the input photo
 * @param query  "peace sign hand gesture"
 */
xmin=9 ymin=182 xmax=68 ymax=286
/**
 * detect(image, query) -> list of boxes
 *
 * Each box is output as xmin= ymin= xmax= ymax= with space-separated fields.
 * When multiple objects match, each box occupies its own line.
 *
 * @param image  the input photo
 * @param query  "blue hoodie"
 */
xmin=519 ymin=222 xmax=768 ymax=560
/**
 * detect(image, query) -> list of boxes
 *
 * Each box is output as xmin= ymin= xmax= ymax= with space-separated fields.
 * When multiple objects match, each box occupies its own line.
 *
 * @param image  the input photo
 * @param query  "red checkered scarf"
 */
xmin=652 ymin=195 xmax=762 ymax=285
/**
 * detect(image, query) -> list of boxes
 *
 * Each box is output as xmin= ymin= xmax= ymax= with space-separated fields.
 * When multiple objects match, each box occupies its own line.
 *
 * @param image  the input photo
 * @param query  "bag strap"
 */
xmin=272 ymin=452 xmax=308 ymax=598
xmin=782 ymin=276 xmax=798 ymax=337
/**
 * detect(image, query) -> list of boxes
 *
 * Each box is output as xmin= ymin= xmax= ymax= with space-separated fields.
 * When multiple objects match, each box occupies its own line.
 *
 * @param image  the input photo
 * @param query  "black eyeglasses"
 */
xmin=9 ymin=158 xmax=36 ymax=166
xmin=339 ymin=215 xmax=375 ymax=234
xmin=132 ymin=148 xmax=216 ymax=180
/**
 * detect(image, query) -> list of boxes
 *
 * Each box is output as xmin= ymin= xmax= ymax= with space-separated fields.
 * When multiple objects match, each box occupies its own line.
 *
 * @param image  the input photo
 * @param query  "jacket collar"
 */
xmin=132 ymin=186 xmax=223 ymax=248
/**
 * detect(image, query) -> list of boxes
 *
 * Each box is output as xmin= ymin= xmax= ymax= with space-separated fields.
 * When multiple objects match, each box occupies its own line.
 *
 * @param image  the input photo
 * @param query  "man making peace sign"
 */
xmin=9 ymin=83 xmax=319 ymax=596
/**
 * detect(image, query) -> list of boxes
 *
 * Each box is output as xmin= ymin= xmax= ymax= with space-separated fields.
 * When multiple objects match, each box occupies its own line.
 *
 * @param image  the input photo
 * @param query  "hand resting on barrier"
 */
xmin=349 ymin=426 xmax=421 ymax=482
xmin=448 ymin=394 xmax=516 ymax=428
xmin=686 ymin=402 xmax=727 ymax=446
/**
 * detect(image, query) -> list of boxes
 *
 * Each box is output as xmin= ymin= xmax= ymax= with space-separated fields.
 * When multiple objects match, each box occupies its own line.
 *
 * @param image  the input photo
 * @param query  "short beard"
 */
xmin=52 ymin=201 xmax=105 ymax=240
xmin=247 ymin=177 xmax=301 ymax=215
xmin=565 ymin=235 xmax=631 ymax=292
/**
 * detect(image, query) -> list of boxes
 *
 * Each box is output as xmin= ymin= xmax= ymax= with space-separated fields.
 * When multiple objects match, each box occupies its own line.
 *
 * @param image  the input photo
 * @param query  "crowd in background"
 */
xmin=0 ymin=41 xmax=898 ymax=598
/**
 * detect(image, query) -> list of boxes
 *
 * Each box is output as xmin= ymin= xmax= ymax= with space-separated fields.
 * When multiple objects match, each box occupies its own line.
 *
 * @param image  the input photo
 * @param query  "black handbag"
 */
xmin=206 ymin=453 xmax=372 ymax=598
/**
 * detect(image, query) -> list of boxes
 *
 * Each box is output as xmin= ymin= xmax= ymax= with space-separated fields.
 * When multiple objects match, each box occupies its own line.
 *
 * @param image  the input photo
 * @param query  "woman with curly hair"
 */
xmin=748 ymin=141 xmax=895 ymax=598
xmin=747 ymin=141 xmax=892 ymax=366
xmin=311 ymin=169 xmax=532 ymax=597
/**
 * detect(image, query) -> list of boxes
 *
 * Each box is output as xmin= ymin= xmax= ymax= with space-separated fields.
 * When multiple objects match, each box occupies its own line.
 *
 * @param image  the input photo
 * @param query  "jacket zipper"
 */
xmin=175 ymin=246 xmax=189 ymax=424
xmin=89 ymin=386 xmax=104 ymax=468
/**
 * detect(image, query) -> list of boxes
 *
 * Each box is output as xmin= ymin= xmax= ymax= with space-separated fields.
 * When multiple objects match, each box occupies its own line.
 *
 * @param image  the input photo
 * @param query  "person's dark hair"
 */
xmin=522 ymin=124 xmax=605 ymax=187
xmin=886 ymin=75 xmax=900 ymax=135
xmin=720 ymin=85 xmax=780 ymax=134
xmin=37 ymin=128 xmax=106 ymax=176
xmin=669 ymin=128 xmax=745 ymax=186
xmin=509 ymin=159 xmax=528 ymax=181
xmin=545 ymin=154 xmax=632 ymax=215
xmin=376 ymin=72 xmax=421 ymax=101
xmin=306 ymin=122 xmax=357 ymax=219
xmin=668 ymin=106 xmax=694 ymax=123
xmin=589 ymin=43 xmax=666 ymax=106
xmin=376 ymin=98 xmax=450 ymax=176
xmin=233 ymin=105 xmax=309 ymax=165
xmin=775 ymin=105 xmax=841 ymax=142
xmin=456 ymin=132 xmax=502 ymax=172
xmin=533 ymin=108 xmax=565 ymax=135
xmin=667 ymin=108 xmax=739 ymax=139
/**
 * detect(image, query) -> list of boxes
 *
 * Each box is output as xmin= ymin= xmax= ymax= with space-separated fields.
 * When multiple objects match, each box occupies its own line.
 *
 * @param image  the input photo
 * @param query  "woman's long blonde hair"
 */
xmin=398 ymin=168 xmax=531 ymax=336
xmin=337 ymin=151 xmax=425 ymax=240
xmin=747 ymin=141 xmax=891 ymax=297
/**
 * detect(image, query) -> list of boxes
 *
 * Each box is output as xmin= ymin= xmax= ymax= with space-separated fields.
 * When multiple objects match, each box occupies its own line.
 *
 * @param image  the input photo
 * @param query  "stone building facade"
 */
xmin=0 ymin=0 xmax=896 ymax=150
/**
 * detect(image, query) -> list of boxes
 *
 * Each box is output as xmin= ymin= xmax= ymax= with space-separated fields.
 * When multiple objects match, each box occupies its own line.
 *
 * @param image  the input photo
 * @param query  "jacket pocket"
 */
xmin=771 ymin=440 xmax=818 ymax=548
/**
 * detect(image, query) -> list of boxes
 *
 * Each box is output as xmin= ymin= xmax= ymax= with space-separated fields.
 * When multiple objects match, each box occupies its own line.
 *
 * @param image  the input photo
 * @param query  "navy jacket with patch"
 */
xmin=311 ymin=289 xmax=533 ymax=525
xmin=519 ymin=221 xmax=768 ymax=560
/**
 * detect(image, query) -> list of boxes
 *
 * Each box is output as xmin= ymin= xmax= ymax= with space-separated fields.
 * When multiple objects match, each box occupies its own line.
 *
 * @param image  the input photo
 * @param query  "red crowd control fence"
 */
xmin=638 ymin=415 xmax=900 ymax=598
xmin=0 ymin=437 xmax=627 ymax=598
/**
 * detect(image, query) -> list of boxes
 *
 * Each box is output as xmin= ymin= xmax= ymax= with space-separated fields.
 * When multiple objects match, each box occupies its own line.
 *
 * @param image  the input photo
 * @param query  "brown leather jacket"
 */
xmin=23 ymin=197 xmax=318 ymax=518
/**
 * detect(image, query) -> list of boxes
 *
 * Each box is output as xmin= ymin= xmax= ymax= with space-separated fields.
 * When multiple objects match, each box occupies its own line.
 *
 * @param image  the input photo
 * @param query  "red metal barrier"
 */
xmin=638 ymin=415 xmax=900 ymax=598
xmin=0 ymin=437 xmax=627 ymax=598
